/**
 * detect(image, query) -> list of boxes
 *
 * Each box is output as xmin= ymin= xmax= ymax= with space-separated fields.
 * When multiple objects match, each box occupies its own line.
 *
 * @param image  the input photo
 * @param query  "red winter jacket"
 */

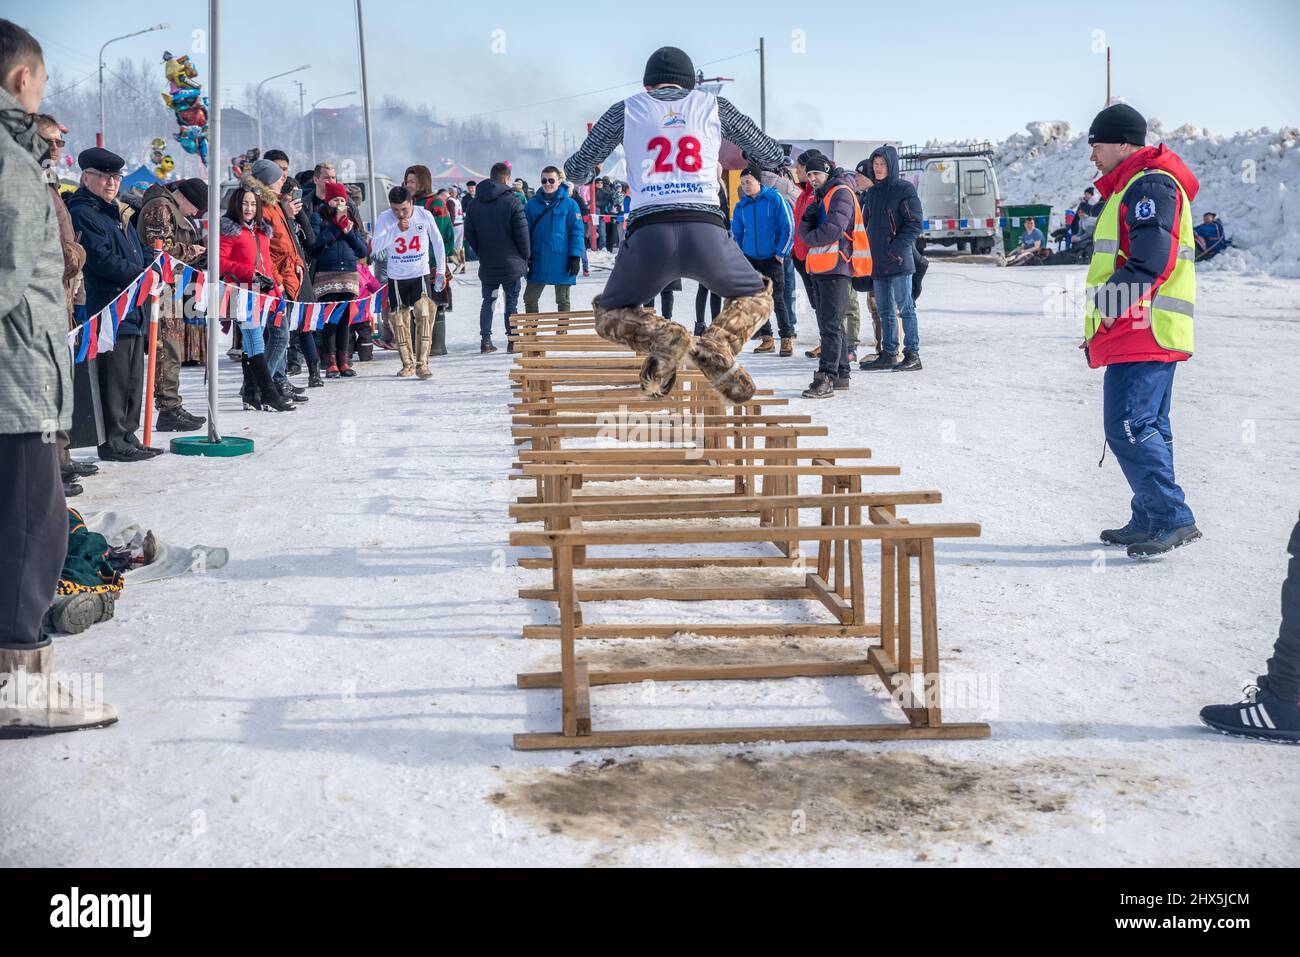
xmin=791 ymin=180 xmax=817 ymax=261
xmin=218 ymin=216 xmax=279 ymax=293
xmin=1088 ymin=145 xmax=1199 ymax=368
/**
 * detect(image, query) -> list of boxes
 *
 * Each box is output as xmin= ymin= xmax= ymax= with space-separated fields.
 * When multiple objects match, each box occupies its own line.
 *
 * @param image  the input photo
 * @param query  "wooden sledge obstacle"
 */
xmin=510 ymin=509 xmax=987 ymax=750
xmin=504 ymin=309 xmax=990 ymax=750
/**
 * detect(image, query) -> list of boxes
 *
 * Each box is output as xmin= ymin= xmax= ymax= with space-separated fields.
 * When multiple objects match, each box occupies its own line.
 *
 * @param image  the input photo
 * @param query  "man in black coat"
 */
xmin=66 ymin=148 xmax=161 ymax=462
xmin=858 ymin=145 xmax=924 ymax=372
xmin=464 ymin=162 xmax=530 ymax=353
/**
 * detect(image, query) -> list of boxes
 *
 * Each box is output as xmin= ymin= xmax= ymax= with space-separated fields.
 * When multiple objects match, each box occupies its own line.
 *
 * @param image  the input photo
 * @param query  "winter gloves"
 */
xmin=567 ymin=255 xmax=581 ymax=277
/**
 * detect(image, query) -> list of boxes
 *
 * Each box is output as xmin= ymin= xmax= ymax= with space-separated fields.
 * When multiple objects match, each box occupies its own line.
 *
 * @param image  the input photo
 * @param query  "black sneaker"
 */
xmin=1200 ymin=684 xmax=1300 ymax=744
xmin=1127 ymin=523 xmax=1202 ymax=560
xmin=801 ymin=373 xmax=835 ymax=399
xmin=895 ymin=350 xmax=922 ymax=371
xmin=155 ymin=408 xmax=203 ymax=433
xmin=98 ymin=445 xmax=154 ymax=463
xmin=129 ymin=442 xmax=164 ymax=457
xmin=481 ymin=339 xmax=497 ymax=354
xmin=860 ymin=352 xmax=900 ymax=372
xmin=833 ymin=375 xmax=851 ymax=391
xmin=1100 ymin=522 xmax=1150 ymax=546
xmin=65 ymin=460 xmax=100 ymax=477
xmin=63 ymin=480 xmax=83 ymax=497
xmin=178 ymin=407 xmax=206 ymax=428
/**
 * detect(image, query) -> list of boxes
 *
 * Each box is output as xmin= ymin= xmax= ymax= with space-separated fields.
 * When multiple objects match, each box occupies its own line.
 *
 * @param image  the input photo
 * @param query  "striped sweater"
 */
xmin=564 ymin=87 xmax=785 ymax=231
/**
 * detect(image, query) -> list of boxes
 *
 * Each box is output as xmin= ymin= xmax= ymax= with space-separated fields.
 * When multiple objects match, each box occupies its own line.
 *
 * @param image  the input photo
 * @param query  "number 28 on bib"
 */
xmin=623 ymin=90 xmax=722 ymax=213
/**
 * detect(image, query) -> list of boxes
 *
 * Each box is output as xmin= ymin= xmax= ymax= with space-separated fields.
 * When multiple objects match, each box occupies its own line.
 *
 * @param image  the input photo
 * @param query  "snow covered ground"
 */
xmin=4 ymin=252 xmax=1298 ymax=867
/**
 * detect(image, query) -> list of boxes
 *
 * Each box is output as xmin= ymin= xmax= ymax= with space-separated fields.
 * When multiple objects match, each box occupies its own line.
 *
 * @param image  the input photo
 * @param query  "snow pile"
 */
xmin=993 ymin=120 xmax=1300 ymax=277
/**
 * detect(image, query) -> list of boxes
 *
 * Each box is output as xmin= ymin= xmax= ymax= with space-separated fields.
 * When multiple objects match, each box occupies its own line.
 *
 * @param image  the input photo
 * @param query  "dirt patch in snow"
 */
xmin=490 ymin=751 xmax=1160 ymax=863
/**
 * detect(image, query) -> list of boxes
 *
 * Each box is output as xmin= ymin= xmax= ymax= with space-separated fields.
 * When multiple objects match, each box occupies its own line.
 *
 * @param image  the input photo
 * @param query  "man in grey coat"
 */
xmin=0 ymin=19 xmax=117 ymax=735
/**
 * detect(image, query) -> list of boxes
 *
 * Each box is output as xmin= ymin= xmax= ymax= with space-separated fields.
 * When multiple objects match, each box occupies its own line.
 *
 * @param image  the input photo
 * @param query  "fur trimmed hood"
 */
xmin=220 ymin=215 xmax=273 ymax=238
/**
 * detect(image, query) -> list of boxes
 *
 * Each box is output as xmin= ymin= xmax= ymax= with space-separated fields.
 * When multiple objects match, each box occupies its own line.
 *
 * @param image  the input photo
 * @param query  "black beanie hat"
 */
xmin=173 ymin=178 xmax=208 ymax=215
xmin=795 ymin=149 xmax=826 ymax=169
xmin=1088 ymin=103 xmax=1147 ymax=146
xmin=802 ymin=153 xmax=833 ymax=175
xmin=643 ymin=46 xmax=696 ymax=89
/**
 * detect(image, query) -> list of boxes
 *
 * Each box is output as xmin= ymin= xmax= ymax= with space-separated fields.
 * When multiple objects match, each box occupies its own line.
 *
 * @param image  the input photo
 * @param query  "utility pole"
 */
xmin=1106 ymin=46 xmax=1112 ymax=105
xmin=758 ymin=37 xmax=766 ymax=132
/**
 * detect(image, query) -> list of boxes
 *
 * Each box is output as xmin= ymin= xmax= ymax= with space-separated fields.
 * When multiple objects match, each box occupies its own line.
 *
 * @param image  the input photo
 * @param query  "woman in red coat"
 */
xmin=219 ymin=186 xmax=294 ymax=412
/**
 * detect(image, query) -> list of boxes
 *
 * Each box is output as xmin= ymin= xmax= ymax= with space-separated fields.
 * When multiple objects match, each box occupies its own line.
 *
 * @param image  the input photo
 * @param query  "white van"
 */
xmin=900 ymin=145 xmax=1001 ymax=254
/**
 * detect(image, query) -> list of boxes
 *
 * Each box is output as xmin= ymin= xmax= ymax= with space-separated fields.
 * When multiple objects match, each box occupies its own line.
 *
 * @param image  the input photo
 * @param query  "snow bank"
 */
xmin=992 ymin=120 xmax=1300 ymax=277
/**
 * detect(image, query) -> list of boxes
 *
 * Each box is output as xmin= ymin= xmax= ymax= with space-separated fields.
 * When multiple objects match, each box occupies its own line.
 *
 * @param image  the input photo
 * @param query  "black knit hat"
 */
xmin=795 ymin=149 xmax=827 ymax=170
xmin=1088 ymin=103 xmax=1147 ymax=146
xmin=802 ymin=153 xmax=833 ymax=175
xmin=643 ymin=46 xmax=696 ymax=89
xmin=740 ymin=165 xmax=763 ymax=182
xmin=173 ymin=178 xmax=208 ymax=215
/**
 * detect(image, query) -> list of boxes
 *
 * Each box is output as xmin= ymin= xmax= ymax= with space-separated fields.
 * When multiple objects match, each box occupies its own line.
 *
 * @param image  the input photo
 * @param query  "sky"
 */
xmin=23 ymin=0 xmax=1300 ymax=153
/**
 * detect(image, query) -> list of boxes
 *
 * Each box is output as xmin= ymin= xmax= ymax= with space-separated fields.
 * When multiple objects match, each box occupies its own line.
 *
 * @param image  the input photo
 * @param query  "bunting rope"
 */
xmin=66 ymin=251 xmax=388 ymax=364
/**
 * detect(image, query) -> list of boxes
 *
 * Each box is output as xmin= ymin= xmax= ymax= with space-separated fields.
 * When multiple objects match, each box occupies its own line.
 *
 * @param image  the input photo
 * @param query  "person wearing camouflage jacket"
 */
xmin=136 ymin=179 xmax=206 ymax=431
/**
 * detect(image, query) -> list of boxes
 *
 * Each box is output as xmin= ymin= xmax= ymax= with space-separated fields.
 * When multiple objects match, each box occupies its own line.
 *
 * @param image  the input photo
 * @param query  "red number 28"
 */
xmin=647 ymin=135 xmax=703 ymax=173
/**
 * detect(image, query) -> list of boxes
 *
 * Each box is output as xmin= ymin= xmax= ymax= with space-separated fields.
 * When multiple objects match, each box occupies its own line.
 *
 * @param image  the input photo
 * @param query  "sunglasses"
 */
xmin=540 ymin=177 xmax=557 ymax=185
xmin=89 ymin=170 xmax=124 ymax=181
xmin=46 ymin=137 xmax=65 ymax=147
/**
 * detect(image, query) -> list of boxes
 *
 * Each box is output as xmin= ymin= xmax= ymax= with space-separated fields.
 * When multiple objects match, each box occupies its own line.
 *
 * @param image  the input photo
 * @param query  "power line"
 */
xmin=448 ymin=49 xmax=757 ymax=122
xmin=42 ymin=68 xmax=99 ymax=103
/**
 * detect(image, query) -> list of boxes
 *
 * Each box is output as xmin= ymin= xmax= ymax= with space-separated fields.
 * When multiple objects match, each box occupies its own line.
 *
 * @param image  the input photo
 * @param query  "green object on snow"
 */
xmin=169 ymin=436 xmax=255 ymax=457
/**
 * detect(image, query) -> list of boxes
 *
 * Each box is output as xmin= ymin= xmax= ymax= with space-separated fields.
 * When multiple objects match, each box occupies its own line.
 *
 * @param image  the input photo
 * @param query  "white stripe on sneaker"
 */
xmin=1241 ymin=707 xmax=1255 ymax=727
xmin=1256 ymin=703 xmax=1277 ymax=730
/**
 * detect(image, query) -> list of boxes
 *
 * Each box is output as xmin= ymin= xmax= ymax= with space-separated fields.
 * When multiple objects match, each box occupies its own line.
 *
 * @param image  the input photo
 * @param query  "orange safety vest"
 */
xmin=805 ymin=185 xmax=872 ymax=277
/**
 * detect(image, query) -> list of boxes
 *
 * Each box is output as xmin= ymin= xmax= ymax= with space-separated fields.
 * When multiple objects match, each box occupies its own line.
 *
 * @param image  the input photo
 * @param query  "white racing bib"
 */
xmin=376 ymin=207 xmax=435 ymax=280
xmin=623 ymin=90 xmax=721 ymax=213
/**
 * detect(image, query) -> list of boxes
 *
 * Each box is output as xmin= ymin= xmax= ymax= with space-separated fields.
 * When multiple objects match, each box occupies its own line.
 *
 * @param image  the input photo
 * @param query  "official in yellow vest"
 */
xmin=1085 ymin=103 xmax=1201 ymax=559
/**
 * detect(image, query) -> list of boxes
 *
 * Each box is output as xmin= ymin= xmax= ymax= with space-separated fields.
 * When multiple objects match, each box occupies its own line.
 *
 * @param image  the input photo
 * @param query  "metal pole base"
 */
xmin=169 ymin=436 xmax=255 ymax=457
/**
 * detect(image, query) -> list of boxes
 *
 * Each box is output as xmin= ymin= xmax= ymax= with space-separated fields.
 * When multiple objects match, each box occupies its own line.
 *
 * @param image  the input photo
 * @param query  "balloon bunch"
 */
xmin=160 ymin=51 xmax=208 ymax=165
xmin=149 ymin=137 xmax=175 ymax=179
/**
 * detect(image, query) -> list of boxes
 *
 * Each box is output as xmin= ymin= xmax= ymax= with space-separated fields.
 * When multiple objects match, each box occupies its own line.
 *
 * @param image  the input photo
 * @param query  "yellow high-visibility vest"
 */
xmin=1084 ymin=167 xmax=1195 ymax=355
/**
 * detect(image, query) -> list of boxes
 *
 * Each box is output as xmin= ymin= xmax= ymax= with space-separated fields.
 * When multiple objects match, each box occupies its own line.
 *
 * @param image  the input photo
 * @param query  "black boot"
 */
xmin=240 ymin=356 xmax=261 ymax=410
xmin=307 ymin=358 xmax=324 ymax=388
xmin=801 ymin=372 xmax=835 ymax=399
xmin=894 ymin=349 xmax=922 ymax=371
xmin=250 ymin=353 xmax=296 ymax=412
xmin=431 ymin=312 xmax=448 ymax=356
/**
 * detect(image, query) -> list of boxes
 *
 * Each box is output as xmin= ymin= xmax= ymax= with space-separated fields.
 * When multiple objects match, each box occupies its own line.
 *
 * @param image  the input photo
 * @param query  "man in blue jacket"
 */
xmin=67 ymin=148 xmax=160 ymax=462
xmin=732 ymin=166 xmax=794 ymax=355
xmin=523 ymin=167 xmax=584 ymax=316
xmin=859 ymin=144 xmax=924 ymax=372
xmin=1193 ymin=212 xmax=1227 ymax=260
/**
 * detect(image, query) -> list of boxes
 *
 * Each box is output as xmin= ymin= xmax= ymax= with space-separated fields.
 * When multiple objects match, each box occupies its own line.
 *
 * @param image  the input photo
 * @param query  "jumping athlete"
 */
xmin=373 ymin=185 xmax=446 ymax=379
xmin=563 ymin=47 xmax=786 ymax=401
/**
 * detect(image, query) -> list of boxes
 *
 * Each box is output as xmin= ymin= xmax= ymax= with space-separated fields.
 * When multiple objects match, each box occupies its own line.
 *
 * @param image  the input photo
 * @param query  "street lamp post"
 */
xmin=98 ymin=22 xmax=170 ymax=149
xmin=309 ymin=91 xmax=357 ymax=168
xmin=354 ymin=0 xmax=379 ymax=230
xmin=255 ymin=64 xmax=310 ymax=153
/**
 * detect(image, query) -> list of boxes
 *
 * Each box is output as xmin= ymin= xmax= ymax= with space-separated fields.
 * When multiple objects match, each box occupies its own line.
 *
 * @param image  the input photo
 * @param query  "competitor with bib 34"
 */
xmin=1085 ymin=102 xmax=1201 ymax=560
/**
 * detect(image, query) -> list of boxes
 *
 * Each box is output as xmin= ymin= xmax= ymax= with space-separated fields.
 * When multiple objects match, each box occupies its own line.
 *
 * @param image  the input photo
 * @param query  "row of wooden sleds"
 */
xmin=505 ymin=310 xmax=989 ymax=750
